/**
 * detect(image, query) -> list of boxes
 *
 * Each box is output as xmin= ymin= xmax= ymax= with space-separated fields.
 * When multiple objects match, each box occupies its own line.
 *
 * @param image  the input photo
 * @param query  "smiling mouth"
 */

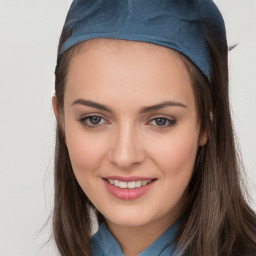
xmin=103 ymin=177 xmax=157 ymax=200
xmin=103 ymin=178 xmax=157 ymax=189
xmin=105 ymin=179 xmax=153 ymax=189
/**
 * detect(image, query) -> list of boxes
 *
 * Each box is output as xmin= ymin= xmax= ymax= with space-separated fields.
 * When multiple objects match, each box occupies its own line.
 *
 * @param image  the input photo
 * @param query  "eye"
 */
xmin=79 ymin=115 xmax=107 ymax=128
xmin=88 ymin=116 xmax=102 ymax=125
xmin=149 ymin=117 xmax=176 ymax=128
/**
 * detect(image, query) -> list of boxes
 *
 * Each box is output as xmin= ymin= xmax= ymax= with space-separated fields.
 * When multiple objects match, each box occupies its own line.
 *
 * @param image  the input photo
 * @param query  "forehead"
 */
xmin=65 ymin=38 xmax=194 ymax=109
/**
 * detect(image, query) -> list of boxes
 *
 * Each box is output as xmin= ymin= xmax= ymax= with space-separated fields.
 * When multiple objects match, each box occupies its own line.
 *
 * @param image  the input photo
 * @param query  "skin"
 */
xmin=52 ymin=39 xmax=207 ymax=256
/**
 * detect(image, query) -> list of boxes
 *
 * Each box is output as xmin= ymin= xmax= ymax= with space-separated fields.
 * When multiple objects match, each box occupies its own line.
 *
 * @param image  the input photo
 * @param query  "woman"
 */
xmin=52 ymin=0 xmax=256 ymax=255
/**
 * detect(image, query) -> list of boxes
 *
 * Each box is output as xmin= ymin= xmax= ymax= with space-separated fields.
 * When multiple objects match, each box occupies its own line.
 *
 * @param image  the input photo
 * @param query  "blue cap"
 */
xmin=57 ymin=0 xmax=226 ymax=79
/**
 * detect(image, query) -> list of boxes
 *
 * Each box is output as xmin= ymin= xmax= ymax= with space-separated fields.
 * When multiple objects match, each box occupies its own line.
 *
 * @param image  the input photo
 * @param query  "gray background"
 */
xmin=0 ymin=1 xmax=255 ymax=255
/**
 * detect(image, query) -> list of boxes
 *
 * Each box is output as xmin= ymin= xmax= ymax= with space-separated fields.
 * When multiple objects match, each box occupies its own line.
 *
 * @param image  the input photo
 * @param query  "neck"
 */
xmin=106 ymin=216 xmax=178 ymax=256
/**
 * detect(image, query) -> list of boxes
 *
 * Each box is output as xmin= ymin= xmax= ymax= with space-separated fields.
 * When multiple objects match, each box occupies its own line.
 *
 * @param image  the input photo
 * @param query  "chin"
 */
xmin=108 ymin=217 xmax=152 ymax=228
xmin=102 ymin=207 xmax=157 ymax=228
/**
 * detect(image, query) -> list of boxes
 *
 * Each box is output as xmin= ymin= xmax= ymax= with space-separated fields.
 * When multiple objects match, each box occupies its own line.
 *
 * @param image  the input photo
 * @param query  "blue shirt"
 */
xmin=90 ymin=220 xmax=180 ymax=256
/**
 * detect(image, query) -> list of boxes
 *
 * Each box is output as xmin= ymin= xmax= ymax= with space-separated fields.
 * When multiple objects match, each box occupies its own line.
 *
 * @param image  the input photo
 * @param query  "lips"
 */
xmin=102 ymin=176 xmax=157 ymax=200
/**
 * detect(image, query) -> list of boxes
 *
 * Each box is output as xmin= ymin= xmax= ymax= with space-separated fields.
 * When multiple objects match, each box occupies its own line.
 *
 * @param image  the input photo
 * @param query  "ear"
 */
xmin=52 ymin=95 xmax=60 ymax=120
xmin=199 ymin=130 xmax=208 ymax=146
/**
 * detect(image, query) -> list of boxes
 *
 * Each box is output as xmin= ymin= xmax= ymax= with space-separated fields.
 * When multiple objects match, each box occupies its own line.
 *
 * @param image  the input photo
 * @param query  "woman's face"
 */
xmin=56 ymin=39 xmax=207 ymax=229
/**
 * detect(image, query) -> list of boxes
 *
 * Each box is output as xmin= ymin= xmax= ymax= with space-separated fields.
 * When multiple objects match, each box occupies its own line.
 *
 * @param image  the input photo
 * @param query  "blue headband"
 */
xmin=57 ymin=0 xmax=226 ymax=79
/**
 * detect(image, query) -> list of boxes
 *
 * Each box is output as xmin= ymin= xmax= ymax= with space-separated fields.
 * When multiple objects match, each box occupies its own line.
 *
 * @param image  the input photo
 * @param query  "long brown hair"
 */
xmin=53 ymin=21 xmax=256 ymax=256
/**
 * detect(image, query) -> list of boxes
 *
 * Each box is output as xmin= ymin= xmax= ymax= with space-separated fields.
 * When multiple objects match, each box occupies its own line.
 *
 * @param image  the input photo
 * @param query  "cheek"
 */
xmin=167 ymin=137 xmax=197 ymax=173
xmin=147 ymin=126 xmax=199 ymax=199
xmin=64 ymin=124 xmax=107 ymax=178
xmin=150 ymin=131 xmax=198 ymax=172
xmin=146 ymin=130 xmax=199 ymax=216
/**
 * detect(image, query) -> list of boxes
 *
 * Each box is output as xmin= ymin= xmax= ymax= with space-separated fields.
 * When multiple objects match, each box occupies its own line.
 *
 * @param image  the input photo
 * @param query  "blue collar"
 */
xmin=90 ymin=219 xmax=180 ymax=256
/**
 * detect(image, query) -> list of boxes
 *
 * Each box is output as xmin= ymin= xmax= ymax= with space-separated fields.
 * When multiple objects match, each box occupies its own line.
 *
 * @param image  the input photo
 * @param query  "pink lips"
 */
xmin=102 ymin=176 xmax=157 ymax=200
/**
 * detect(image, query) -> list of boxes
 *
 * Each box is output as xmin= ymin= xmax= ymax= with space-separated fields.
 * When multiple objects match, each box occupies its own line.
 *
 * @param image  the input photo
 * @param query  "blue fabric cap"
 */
xmin=58 ymin=0 xmax=226 ymax=79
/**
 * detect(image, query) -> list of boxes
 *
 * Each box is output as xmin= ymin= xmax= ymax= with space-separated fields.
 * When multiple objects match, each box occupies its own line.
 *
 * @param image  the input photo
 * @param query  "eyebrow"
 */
xmin=71 ymin=99 xmax=187 ymax=113
xmin=72 ymin=99 xmax=113 ymax=112
xmin=139 ymin=101 xmax=187 ymax=113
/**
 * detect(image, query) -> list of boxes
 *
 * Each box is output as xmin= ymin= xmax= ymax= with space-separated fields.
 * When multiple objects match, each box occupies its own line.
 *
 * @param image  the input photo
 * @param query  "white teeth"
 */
xmin=135 ymin=181 xmax=142 ymax=187
xmin=142 ymin=180 xmax=148 ymax=186
xmin=107 ymin=179 xmax=151 ymax=189
xmin=119 ymin=181 xmax=128 ymax=188
xmin=128 ymin=181 xmax=136 ymax=189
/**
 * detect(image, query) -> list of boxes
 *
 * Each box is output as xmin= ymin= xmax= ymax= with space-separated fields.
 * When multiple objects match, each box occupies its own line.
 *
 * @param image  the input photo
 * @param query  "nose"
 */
xmin=108 ymin=123 xmax=146 ymax=170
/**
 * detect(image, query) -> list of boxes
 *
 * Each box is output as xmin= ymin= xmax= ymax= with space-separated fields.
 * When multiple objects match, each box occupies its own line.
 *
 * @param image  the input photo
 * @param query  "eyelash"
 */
xmin=79 ymin=115 xmax=177 ymax=129
xmin=148 ymin=117 xmax=177 ymax=128
xmin=79 ymin=115 xmax=108 ymax=129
